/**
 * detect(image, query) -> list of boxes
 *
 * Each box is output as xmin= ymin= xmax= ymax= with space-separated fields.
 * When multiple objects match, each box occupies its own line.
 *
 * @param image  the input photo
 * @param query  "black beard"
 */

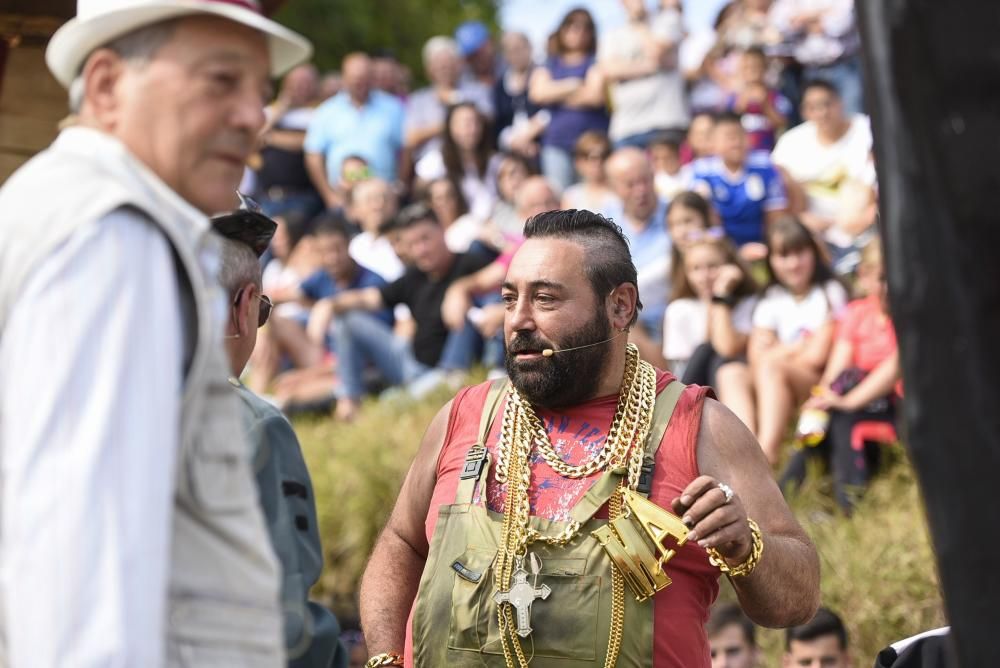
xmin=505 ymin=310 xmax=613 ymax=410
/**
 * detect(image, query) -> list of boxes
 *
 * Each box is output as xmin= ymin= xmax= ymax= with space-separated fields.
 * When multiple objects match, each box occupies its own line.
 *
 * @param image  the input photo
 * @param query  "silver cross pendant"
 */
xmin=494 ymin=554 xmax=551 ymax=638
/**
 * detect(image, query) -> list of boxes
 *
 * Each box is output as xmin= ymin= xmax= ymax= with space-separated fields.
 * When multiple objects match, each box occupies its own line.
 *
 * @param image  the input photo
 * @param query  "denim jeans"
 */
xmin=332 ymin=311 xmax=485 ymax=400
xmin=613 ymin=127 xmax=686 ymax=151
xmin=540 ymin=144 xmax=577 ymax=192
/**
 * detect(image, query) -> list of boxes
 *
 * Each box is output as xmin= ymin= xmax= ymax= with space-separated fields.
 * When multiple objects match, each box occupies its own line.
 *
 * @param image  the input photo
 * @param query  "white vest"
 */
xmin=0 ymin=127 xmax=284 ymax=665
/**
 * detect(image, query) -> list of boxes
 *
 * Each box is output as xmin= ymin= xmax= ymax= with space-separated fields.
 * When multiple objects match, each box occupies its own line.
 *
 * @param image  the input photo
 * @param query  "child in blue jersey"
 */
xmin=693 ymin=112 xmax=788 ymax=261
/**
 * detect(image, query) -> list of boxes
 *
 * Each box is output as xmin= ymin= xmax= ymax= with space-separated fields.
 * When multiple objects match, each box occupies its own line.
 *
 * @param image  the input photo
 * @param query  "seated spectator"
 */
xmin=441 ymin=176 xmax=561 ymax=341
xmin=261 ymin=210 xmax=320 ymax=311
xmin=405 ymin=36 xmax=493 ymax=164
xmin=308 ymin=205 xmax=494 ymax=421
xmin=665 ymin=236 xmax=759 ymax=431
xmin=770 ymin=0 xmax=864 ymax=114
xmin=485 ymin=152 xmax=535 ymax=247
xmin=304 ymin=53 xmax=404 ymax=209
xmin=772 ymin=79 xmax=876 ymax=273
xmin=680 ymin=111 xmax=717 ymax=165
xmin=599 ymin=0 xmax=689 ymax=149
xmin=727 ymin=46 xmax=792 ymax=152
xmin=706 ymin=602 xmax=760 ymax=668
xmin=692 ymin=111 xmax=788 ymax=260
xmin=494 ymin=31 xmax=547 ymax=159
xmin=332 ymin=154 xmax=371 ymax=213
xmin=783 ymin=607 xmax=852 ymax=668
xmin=415 ymin=102 xmax=499 ymax=220
xmin=254 ymin=215 xmax=391 ymax=396
xmin=424 ymin=177 xmax=484 ymax=254
xmin=561 ymin=131 xmax=621 ymax=217
xmin=530 ymin=7 xmax=608 ymax=190
xmin=254 ymin=63 xmax=323 ymax=221
xmin=347 ymin=178 xmax=404 ymax=282
xmin=649 ymin=133 xmax=688 ymax=200
xmin=749 ymin=217 xmax=847 ymax=464
xmin=605 ymin=147 xmax=671 ymax=358
xmin=780 ymin=238 xmax=900 ymax=514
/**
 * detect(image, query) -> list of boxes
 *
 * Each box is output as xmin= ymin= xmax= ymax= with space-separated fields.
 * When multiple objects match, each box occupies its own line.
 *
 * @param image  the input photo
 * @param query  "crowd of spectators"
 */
xmin=241 ymin=0 xmax=895 ymax=511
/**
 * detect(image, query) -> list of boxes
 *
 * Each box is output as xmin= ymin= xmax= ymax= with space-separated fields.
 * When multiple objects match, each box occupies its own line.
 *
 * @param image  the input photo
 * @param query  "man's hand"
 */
xmin=672 ymin=475 xmax=753 ymax=565
xmin=441 ymin=284 xmax=473 ymax=331
xmin=306 ymin=298 xmax=336 ymax=345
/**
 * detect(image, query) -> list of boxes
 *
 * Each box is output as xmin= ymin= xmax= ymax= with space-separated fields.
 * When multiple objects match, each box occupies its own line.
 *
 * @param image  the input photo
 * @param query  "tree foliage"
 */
xmin=274 ymin=0 xmax=500 ymax=82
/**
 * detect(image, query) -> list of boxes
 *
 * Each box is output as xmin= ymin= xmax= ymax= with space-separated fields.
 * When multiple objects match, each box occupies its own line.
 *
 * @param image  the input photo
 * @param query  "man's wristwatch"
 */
xmin=365 ymin=652 xmax=405 ymax=667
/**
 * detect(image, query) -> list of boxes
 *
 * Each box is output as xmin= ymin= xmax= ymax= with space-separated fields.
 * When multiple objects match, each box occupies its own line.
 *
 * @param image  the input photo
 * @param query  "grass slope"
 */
xmin=296 ymin=388 xmax=945 ymax=665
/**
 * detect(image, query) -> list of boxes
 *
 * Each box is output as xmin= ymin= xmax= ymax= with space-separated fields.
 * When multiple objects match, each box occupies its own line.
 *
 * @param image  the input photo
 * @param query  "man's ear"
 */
xmin=234 ymin=283 xmax=258 ymax=338
xmin=79 ymin=48 xmax=127 ymax=126
xmin=608 ymin=283 xmax=638 ymax=332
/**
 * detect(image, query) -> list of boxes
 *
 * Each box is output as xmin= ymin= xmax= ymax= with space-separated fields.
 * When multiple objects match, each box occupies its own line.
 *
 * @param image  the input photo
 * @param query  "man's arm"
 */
xmin=360 ymin=399 xmax=453 ymax=657
xmin=305 ymin=287 xmax=384 ymax=345
xmin=672 ymin=400 xmax=820 ymax=627
xmin=304 ymin=151 xmax=341 ymax=210
xmin=0 ymin=211 xmax=181 ymax=666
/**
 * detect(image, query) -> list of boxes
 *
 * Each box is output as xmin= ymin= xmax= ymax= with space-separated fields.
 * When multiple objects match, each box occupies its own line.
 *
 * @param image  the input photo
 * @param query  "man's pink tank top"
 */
xmin=408 ymin=371 xmax=720 ymax=667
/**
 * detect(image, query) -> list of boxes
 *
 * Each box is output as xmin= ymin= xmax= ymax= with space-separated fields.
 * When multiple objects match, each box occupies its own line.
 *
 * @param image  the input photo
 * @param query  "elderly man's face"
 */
xmin=609 ymin=155 xmax=657 ymax=222
xmin=426 ymin=50 xmax=461 ymax=86
xmin=110 ymin=16 xmax=269 ymax=215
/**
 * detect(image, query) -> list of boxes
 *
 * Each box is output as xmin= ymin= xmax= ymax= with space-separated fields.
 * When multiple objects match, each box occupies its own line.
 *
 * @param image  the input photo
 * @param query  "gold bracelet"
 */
xmin=707 ymin=518 xmax=763 ymax=578
xmin=364 ymin=652 xmax=404 ymax=668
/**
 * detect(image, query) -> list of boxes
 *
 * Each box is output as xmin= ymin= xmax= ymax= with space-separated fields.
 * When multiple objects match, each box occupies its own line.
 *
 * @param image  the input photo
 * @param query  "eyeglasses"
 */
xmin=576 ymin=151 xmax=609 ymax=162
xmin=233 ymin=288 xmax=273 ymax=328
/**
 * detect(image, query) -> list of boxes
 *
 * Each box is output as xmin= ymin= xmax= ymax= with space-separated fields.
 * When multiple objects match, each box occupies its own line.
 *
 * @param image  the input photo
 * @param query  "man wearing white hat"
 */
xmin=0 ymin=1 xmax=311 ymax=666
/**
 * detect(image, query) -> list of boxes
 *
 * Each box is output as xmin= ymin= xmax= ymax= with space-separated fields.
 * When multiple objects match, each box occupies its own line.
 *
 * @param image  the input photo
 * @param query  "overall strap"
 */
xmin=567 ymin=380 xmax=685 ymax=523
xmin=454 ymin=379 xmax=508 ymax=504
xmin=636 ymin=380 xmax=685 ymax=497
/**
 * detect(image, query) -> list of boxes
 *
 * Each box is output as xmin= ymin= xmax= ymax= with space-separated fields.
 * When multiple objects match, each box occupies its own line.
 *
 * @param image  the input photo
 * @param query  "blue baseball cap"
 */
xmin=454 ymin=21 xmax=491 ymax=57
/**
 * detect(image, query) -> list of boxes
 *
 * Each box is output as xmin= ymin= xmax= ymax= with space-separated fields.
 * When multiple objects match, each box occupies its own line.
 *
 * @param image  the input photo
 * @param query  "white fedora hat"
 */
xmin=46 ymin=0 xmax=313 ymax=88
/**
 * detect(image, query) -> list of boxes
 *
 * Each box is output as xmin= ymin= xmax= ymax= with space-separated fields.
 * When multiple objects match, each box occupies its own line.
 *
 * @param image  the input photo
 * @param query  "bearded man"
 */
xmin=358 ymin=209 xmax=820 ymax=667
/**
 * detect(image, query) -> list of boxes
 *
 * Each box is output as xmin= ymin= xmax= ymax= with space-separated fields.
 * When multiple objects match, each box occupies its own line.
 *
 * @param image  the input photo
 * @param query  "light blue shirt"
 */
xmin=619 ymin=200 xmax=671 ymax=340
xmin=304 ymin=90 xmax=404 ymax=183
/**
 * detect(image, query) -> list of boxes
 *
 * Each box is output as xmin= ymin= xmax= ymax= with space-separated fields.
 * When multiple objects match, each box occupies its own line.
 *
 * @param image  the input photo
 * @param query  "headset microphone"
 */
xmin=541 ymin=329 xmax=626 ymax=357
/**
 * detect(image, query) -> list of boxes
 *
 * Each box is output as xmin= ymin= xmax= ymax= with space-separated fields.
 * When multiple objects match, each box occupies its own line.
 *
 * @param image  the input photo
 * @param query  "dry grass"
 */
xmin=296 ymin=389 xmax=945 ymax=663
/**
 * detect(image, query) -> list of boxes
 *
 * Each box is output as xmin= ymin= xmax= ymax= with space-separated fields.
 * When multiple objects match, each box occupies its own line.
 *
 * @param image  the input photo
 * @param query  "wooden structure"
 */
xmin=0 ymin=3 xmax=69 ymax=183
xmin=0 ymin=0 xmax=289 ymax=184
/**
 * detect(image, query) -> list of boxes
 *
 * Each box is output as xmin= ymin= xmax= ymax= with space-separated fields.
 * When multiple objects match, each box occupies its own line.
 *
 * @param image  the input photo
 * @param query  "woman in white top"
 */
xmin=662 ymin=236 xmax=759 ymax=429
xmin=415 ymin=102 xmax=500 ymax=221
xmin=750 ymin=217 xmax=848 ymax=464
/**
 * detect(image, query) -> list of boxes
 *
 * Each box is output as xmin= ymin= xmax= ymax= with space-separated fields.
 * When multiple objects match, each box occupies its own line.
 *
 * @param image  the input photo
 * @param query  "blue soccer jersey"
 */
xmin=692 ymin=152 xmax=787 ymax=246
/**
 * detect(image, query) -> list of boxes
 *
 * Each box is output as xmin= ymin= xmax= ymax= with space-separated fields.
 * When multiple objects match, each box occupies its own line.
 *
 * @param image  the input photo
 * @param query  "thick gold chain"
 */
xmin=493 ymin=344 xmax=657 ymax=667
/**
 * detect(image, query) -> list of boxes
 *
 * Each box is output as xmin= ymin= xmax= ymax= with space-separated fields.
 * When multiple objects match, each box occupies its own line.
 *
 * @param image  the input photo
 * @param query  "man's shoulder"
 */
xmin=773 ymin=121 xmax=817 ymax=153
xmin=371 ymin=90 xmax=404 ymax=112
xmin=232 ymin=380 xmax=287 ymax=425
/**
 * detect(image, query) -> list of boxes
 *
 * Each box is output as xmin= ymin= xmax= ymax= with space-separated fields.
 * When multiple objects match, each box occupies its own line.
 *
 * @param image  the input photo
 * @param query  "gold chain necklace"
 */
xmin=493 ymin=343 xmax=657 ymax=667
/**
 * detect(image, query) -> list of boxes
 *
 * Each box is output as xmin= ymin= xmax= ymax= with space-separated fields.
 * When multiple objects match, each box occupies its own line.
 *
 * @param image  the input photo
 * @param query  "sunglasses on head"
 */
xmin=233 ymin=288 xmax=273 ymax=328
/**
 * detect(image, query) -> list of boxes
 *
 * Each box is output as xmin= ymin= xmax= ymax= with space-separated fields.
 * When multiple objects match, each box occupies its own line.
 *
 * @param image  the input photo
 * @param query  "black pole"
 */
xmin=856 ymin=2 xmax=1000 ymax=665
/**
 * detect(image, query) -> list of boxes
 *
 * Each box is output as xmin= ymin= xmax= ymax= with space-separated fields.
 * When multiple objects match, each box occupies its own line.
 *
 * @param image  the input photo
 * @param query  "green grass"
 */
xmin=296 ymin=389 xmax=945 ymax=664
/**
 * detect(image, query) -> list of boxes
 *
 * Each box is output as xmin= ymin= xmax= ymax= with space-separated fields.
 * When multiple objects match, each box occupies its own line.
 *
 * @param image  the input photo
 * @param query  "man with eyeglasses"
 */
xmin=213 ymin=199 xmax=348 ymax=668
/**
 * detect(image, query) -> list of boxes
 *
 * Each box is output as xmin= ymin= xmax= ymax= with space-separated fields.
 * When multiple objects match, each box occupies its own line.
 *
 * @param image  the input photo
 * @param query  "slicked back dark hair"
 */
xmin=523 ymin=209 xmax=642 ymax=326
xmin=706 ymin=603 xmax=756 ymax=647
xmin=785 ymin=607 xmax=848 ymax=651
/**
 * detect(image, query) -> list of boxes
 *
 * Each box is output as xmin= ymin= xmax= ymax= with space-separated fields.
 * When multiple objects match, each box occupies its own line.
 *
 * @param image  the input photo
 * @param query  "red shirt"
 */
xmin=837 ymin=295 xmax=897 ymax=371
xmin=409 ymin=372 xmax=719 ymax=667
